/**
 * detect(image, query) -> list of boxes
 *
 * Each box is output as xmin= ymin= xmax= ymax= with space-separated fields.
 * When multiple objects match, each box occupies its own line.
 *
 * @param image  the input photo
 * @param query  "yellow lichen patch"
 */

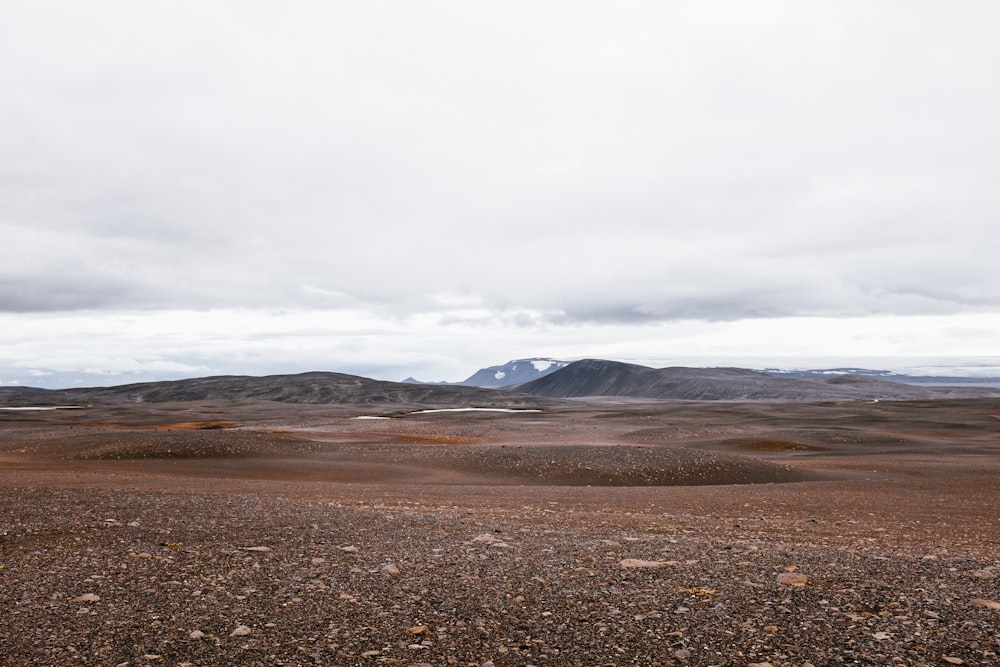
xmin=78 ymin=421 xmax=237 ymax=431
xmin=684 ymin=588 xmax=716 ymax=596
xmin=150 ymin=421 xmax=237 ymax=430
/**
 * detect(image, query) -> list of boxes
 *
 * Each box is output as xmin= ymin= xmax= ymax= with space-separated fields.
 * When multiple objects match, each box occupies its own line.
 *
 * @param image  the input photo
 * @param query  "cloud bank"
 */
xmin=2 ymin=2 xmax=998 ymax=384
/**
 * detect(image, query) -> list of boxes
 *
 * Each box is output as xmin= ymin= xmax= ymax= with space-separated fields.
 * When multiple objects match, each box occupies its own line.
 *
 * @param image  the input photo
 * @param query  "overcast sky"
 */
xmin=3 ymin=1 xmax=1000 ymax=387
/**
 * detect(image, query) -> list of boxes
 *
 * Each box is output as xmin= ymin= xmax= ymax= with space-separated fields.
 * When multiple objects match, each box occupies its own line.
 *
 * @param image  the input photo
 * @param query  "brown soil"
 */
xmin=1 ymin=399 xmax=998 ymax=665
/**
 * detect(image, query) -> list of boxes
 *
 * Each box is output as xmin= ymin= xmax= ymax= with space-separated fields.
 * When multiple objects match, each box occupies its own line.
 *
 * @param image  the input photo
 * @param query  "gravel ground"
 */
xmin=2 ymin=399 xmax=998 ymax=665
xmin=2 ymin=481 xmax=997 ymax=667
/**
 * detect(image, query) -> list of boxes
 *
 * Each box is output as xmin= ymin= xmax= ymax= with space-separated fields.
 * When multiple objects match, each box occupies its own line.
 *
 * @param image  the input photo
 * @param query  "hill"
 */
xmin=515 ymin=359 xmax=1000 ymax=401
xmin=0 ymin=371 xmax=547 ymax=408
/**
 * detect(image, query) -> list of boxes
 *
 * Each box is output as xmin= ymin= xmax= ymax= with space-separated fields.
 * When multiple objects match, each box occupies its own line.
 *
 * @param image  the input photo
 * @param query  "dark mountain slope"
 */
xmin=0 ymin=372 xmax=547 ymax=407
xmin=517 ymin=360 xmax=1000 ymax=401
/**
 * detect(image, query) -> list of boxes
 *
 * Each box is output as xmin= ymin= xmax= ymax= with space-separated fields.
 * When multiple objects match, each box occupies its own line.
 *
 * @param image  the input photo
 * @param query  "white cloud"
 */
xmin=2 ymin=308 xmax=999 ymax=387
xmin=2 ymin=2 xmax=999 ymax=384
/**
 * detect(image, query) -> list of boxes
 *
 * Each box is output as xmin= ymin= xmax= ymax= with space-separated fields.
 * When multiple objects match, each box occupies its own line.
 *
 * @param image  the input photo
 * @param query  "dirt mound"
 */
xmin=63 ymin=430 xmax=316 ymax=460
xmin=442 ymin=444 xmax=815 ymax=486
xmin=42 ymin=429 xmax=815 ymax=486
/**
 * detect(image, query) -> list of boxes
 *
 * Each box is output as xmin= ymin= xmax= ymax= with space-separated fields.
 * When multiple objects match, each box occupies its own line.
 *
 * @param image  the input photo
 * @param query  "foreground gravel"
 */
xmin=2 ymin=483 xmax=997 ymax=667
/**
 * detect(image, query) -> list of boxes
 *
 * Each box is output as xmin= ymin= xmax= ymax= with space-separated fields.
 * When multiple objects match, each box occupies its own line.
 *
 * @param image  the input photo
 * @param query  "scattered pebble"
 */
xmin=970 ymin=598 xmax=1000 ymax=610
xmin=619 ymin=558 xmax=680 ymax=568
xmin=775 ymin=572 xmax=808 ymax=587
xmin=229 ymin=625 xmax=252 ymax=637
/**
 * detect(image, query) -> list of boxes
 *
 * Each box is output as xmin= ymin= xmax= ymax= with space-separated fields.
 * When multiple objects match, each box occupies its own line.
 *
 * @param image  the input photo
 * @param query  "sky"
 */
xmin=2 ymin=1 xmax=1000 ymax=388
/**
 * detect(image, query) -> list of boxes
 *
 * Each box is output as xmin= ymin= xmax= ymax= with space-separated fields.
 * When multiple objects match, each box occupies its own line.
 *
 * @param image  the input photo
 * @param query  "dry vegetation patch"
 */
xmin=732 ymin=437 xmax=821 ymax=451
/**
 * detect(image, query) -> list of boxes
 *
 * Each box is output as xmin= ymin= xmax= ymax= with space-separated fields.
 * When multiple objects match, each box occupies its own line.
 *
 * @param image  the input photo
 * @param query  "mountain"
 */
xmin=458 ymin=358 xmax=570 ymax=388
xmin=404 ymin=358 xmax=570 ymax=388
xmin=764 ymin=367 xmax=1000 ymax=387
xmin=6 ymin=362 xmax=998 ymax=409
xmin=0 ymin=371 xmax=548 ymax=408
xmin=516 ymin=359 xmax=1000 ymax=401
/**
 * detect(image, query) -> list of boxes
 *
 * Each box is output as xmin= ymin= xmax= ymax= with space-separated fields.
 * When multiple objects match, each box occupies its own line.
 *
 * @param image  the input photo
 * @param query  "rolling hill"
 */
xmin=0 ymin=371 xmax=548 ymax=407
xmin=4 ymin=361 xmax=1000 ymax=408
xmin=515 ymin=359 xmax=1000 ymax=401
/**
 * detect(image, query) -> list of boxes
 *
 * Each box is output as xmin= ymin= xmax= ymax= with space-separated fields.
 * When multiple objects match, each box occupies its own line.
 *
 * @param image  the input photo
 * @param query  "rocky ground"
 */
xmin=1 ymin=399 xmax=998 ymax=666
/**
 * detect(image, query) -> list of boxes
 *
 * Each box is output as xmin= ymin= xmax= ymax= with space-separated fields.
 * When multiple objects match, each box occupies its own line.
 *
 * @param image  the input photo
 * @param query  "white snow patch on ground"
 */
xmin=410 ymin=408 xmax=542 ymax=414
xmin=494 ymin=370 xmax=506 ymax=380
xmin=0 ymin=406 xmax=85 ymax=411
xmin=353 ymin=415 xmax=390 ymax=420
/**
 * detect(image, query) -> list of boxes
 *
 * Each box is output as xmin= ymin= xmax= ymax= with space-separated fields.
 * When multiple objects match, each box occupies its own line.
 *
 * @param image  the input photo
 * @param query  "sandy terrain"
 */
xmin=1 ymin=398 xmax=998 ymax=666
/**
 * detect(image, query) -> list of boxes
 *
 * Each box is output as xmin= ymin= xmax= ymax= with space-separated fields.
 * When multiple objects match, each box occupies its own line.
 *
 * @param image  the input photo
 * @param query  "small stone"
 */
xmin=242 ymin=546 xmax=271 ymax=552
xmin=340 ymin=545 xmax=359 ymax=553
xmin=748 ymin=663 xmax=775 ymax=667
xmin=776 ymin=572 xmax=808 ymax=587
xmin=408 ymin=625 xmax=430 ymax=635
xmin=941 ymin=657 xmax=965 ymax=665
xmin=230 ymin=625 xmax=252 ymax=637
xmin=673 ymin=648 xmax=691 ymax=660
xmin=970 ymin=599 xmax=1000 ymax=610
xmin=382 ymin=562 xmax=401 ymax=576
xmin=619 ymin=558 xmax=680 ymax=568
xmin=73 ymin=593 xmax=100 ymax=603
xmin=763 ymin=625 xmax=778 ymax=633
xmin=311 ymin=557 xmax=326 ymax=564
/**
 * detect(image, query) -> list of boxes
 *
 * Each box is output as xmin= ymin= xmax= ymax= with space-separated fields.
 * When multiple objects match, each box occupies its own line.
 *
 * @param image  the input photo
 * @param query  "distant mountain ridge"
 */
xmin=4 ymin=360 xmax=999 ymax=407
xmin=516 ymin=359 xmax=1000 ymax=401
xmin=0 ymin=371 xmax=547 ymax=408
xmin=764 ymin=367 xmax=1000 ymax=386
xmin=404 ymin=358 xmax=570 ymax=388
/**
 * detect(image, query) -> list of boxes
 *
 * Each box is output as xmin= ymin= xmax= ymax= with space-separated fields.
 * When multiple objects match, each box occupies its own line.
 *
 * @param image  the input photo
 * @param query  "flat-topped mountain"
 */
xmin=0 ymin=371 xmax=546 ymax=408
xmin=457 ymin=357 xmax=570 ymax=388
xmin=515 ymin=359 xmax=1000 ymax=401
xmin=404 ymin=357 xmax=570 ymax=388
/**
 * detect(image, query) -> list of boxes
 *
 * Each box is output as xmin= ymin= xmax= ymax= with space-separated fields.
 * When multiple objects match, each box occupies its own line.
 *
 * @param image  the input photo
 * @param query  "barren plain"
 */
xmin=1 ymin=397 xmax=998 ymax=666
